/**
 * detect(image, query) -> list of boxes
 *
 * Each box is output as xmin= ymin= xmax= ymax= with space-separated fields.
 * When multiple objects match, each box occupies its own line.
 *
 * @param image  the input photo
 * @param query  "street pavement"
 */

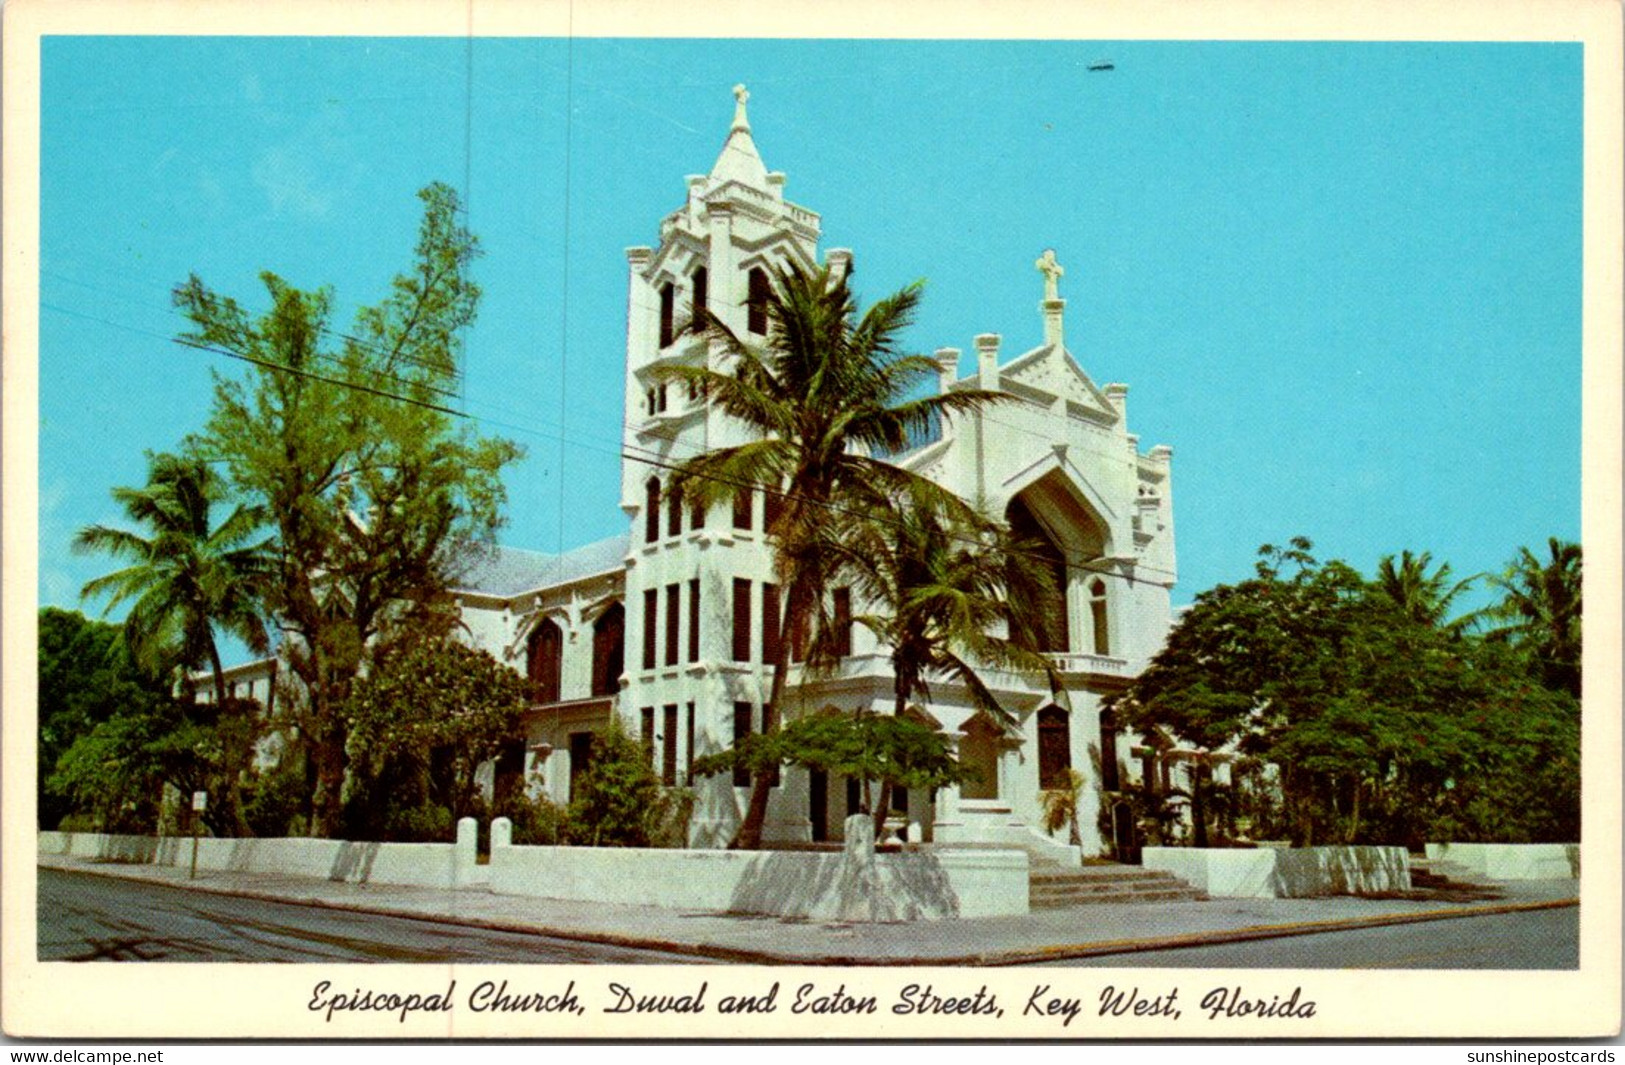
xmin=35 ymin=852 xmax=1578 ymax=967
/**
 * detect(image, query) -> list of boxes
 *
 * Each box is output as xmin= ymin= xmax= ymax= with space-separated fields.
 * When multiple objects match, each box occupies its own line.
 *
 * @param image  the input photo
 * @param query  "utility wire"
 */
xmin=43 ymin=300 xmax=1178 ymax=587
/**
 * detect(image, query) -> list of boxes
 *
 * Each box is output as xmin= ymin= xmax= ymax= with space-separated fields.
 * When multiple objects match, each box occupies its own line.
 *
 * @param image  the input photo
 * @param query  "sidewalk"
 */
xmin=37 ymin=852 xmax=1577 ymax=966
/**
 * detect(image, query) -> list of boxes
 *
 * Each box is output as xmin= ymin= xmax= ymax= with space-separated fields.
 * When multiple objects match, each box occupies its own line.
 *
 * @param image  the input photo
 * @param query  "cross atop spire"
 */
xmin=709 ymin=83 xmax=769 ymax=188
xmin=1036 ymin=248 xmax=1065 ymax=301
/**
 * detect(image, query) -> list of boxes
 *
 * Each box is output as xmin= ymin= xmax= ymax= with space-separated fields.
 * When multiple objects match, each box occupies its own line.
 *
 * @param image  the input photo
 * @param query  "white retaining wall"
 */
xmin=1426 ymin=842 xmax=1579 ymax=880
xmin=487 ymin=816 xmax=1028 ymax=920
xmin=1143 ymin=845 xmax=1411 ymax=898
xmin=38 ymin=827 xmax=475 ymax=890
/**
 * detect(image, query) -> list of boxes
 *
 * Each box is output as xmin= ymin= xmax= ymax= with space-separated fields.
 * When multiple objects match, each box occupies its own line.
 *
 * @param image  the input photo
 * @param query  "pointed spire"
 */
xmin=709 ymin=82 xmax=770 ymax=188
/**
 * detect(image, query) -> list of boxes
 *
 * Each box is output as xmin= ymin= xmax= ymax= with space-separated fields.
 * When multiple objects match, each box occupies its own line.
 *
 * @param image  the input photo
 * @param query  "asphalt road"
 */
xmin=37 ymin=868 xmax=711 ymax=964
xmin=1037 ymin=906 xmax=1579 ymax=969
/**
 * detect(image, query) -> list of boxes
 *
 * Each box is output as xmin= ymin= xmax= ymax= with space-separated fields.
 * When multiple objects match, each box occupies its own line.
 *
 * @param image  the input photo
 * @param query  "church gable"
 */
xmin=1000 ymin=344 xmax=1121 ymax=426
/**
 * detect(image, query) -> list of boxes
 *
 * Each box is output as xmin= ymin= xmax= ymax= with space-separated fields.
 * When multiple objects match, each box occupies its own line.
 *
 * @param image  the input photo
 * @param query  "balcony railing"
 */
xmin=1044 ymin=652 xmax=1133 ymax=678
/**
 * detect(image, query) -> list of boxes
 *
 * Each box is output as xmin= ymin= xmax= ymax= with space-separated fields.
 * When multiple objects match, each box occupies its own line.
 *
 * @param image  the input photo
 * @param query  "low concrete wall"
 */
xmin=1143 ymin=845 xmax=1410 ymax=898
xmin=1426 ymin=842 xmax=1579 ymax=880
xmin=487 ymin=816 xmax=1029 ymax=920
xmin=38 ymin=828 xmax=472 ymax=890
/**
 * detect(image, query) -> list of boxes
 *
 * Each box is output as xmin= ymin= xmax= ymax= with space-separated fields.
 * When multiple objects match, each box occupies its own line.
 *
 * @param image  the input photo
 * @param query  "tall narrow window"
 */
xmin=1037 ymin=705 xmax=1071 ymax=789
xmin=762 ymin=487 xmax=785 ymax=535
xmin=664 ymin=583 xmax=681 ymax=667
xmin=732 ymin=701 xmax=753 ymax=786
xmin=690 ymin=498 xmax=705 ymax=530
xmin=690 ymin=266 xmax=708 ymax=331
xmin=1099 ymin=709 xmax=1121 ymax=792
xmin=746 ymin=267 xmax=770 ymax=335
xmin=832 ymin=587 xmax=853 ymax=657
xmin=568 ymin=731 xmax=596 ymax=802
xmin=761 ymin=582 xmax=782 ymax=665
xmin=687 ymin=578 xmax=701 ymax=662
xmin=641 ymin=707 xmax=656 ymax=764
xmin=591 ymin=603 xmax=624 ymax=696
xmin=685 ymin=702 xmax=696 ymax=782
xmin=1090 ymin=579 xmax=1110 ymax=656
xmin=658 ymin=282 xmax=675 ymax=348
xmin=731 ymin=578 xmax=752 ymax=662
xmin=644 ymin=478 xmax=661 ymax=543
xmin=662 ymin=705 xmax=679 ymax=787
xmin=656 ymin=384 xmax=668 ymax=413
xmin=527 ymin=618 xmax=563 ymax=704
xmin=642 ymin=588 xmax=659 ymax=670
xmin=731 ymin=490 xmax=752 ymax=530
xmin=666 ymin=484 xmax=683 ymax=538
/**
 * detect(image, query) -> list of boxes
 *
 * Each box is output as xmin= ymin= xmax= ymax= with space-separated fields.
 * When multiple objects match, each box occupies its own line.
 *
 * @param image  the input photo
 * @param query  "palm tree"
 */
xmin=656 ymin=262 xmax=1005 ymax=848
xmin=831 ymin=497 xmax=1064 ymax=833
xmin=75 ymin=452 xmax=272 ymax=832
xmin=1482 ymin=538 xmax=1582 ymax=698
xmin=1373 ymin=550 xmax=1481 ymax=633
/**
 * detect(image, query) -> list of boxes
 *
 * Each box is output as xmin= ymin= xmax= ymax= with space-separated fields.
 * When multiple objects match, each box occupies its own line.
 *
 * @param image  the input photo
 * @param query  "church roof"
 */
xmin=708 ymin=84 xmax=770 ymax=188
xmin=450 ymin=533 xmax=629 ymax=599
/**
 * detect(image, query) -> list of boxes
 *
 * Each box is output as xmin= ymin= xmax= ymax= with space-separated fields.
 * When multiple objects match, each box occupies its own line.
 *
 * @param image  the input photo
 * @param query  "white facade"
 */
xmin=450 ymin=86 xmax=1180 ymax=855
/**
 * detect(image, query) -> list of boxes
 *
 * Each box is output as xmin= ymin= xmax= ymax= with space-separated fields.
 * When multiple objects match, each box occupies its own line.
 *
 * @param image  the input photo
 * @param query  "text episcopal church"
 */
xmin=440 ymin=86 xmax=1182 ymax=854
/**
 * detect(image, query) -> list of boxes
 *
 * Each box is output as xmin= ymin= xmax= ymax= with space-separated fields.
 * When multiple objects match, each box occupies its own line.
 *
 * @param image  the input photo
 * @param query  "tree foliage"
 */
xmin=343 ymin=633 xmax=530 ymax=839
xmin=653 ymin=262 xmax=1006 ymax=847
xmin=37 ymin=608 xmax=175 ymax=829
xmin=1108 ymin=538 xmax=1580 ymax=848
xmin=692 ymin=711 xmax=973 ymax=811
xmin=564 ymin=718 xmax=672 ymax=848
xmin=176 ymin=183 xmax=522 ymax=836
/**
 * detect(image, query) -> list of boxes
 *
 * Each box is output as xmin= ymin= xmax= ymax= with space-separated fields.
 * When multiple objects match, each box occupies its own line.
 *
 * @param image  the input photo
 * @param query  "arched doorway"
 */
xmin=1006 ymin=495 xmax=1070 ymax=652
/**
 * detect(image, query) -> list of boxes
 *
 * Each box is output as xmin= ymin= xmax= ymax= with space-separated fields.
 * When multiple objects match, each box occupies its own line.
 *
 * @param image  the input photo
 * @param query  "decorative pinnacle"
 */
xmin=731 ymin=84 xmax=751 ymax=130
xmin=1036 ymin=248 xmax=1065 ymax=301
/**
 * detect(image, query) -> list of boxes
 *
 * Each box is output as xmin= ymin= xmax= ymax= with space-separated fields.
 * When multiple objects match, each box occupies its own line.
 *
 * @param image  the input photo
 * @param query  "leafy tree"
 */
xmin=73 ymin=453 xmax=271 ymax=834
xmin=1108 ymin=538 xmax=1579 ymax=847
xmin=176 ymin=183 xmax=522 ymax=836
xmin=827 ymin=494 xmax=1062 ymax=831
xmin=1373 ymin=549 xmax=1481 ymax=633
xmin=654 ymin=262 xmax=1005 ymax=848
xmin=692 ymin=711 xmax=972 ymax=834
xmin=566 ymin=718 xmax=671 ymax=847
xmin=37 ymin=608 xmax=176 ymax=828
xmin=344 ymin=633 xmax=530 ymax=840
xmin=1482 ymin=538 xmax=1582 ymax=698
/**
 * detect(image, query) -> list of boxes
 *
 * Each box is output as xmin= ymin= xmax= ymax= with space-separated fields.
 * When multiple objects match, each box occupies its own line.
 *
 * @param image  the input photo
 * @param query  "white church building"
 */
xmin=450 ymin=86 xmax=1180 ymax=855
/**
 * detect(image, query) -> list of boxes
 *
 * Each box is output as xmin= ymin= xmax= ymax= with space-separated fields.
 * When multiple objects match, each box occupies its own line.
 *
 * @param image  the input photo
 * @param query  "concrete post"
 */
xmin=835 ymin=813 xmax=881 ymax=922
xmin=491 ymin=816 xmax=513 ymax=850
xmin=454 ymin=816 xmax=478 ymax=887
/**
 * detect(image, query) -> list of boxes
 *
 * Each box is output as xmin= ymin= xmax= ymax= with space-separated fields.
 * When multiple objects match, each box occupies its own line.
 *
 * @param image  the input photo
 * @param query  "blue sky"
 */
xmin=39 ymin=37 xmax=1582 ymax=636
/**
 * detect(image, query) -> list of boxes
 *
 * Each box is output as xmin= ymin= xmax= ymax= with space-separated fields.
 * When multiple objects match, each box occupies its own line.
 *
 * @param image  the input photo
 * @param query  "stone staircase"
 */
xmin=931 ymin=841 xmax=1206 ymax=908
xmin=1407 ymin=856 xmax=1506 ymax=901
xmin=1029 ymin=857 xmax=1207 ymax=909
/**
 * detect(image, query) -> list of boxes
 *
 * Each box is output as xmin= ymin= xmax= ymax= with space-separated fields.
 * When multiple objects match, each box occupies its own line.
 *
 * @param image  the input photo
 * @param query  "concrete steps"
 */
xmin=926 ymin=841 xmax=1206 ymax=907
xmin=1029 ymin=865 xmax=1207 ymax=909
xmin=1408 ymin=858 xmax=1505 ymax=900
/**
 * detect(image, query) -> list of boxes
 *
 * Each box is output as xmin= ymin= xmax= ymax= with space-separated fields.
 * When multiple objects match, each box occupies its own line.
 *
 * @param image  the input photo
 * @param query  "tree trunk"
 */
xmin=729 ymin=577 xmax=806 ymax=849
xmin=209 ymin=642 xmax=255 ymax=838
xmin=872 ymin=673 xmax=910 ymax=839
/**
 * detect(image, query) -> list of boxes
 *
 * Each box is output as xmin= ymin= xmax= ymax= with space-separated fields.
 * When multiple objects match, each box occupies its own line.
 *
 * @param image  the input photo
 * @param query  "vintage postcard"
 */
xmin=3 ymin=0 xmax=1620 ymax=1042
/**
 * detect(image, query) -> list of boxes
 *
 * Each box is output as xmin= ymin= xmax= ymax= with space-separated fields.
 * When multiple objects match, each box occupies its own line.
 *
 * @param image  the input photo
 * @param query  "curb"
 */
xmin=38 ymin=859 xmax=1578 ymax=967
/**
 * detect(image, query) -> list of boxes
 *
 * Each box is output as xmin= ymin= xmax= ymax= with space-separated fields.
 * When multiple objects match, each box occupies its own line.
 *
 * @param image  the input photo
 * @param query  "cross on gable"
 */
xmin=1035 ymin=248 xmax=1064 ymax=300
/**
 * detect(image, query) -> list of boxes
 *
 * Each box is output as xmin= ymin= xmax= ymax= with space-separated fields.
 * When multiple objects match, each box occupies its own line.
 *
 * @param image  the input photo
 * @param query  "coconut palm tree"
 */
xmin=828 ymin=495 xmax=1065 ymax=833
xmin=75 ymin=453 xmax=273 ymax=833
xmin=1373 ymin=549 xmax=1481 ymax=633
xmin=1482 ymin=538 xmax=1582 ymax=698
xmin=655 ymin=262 xmax=1005 ymax=848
